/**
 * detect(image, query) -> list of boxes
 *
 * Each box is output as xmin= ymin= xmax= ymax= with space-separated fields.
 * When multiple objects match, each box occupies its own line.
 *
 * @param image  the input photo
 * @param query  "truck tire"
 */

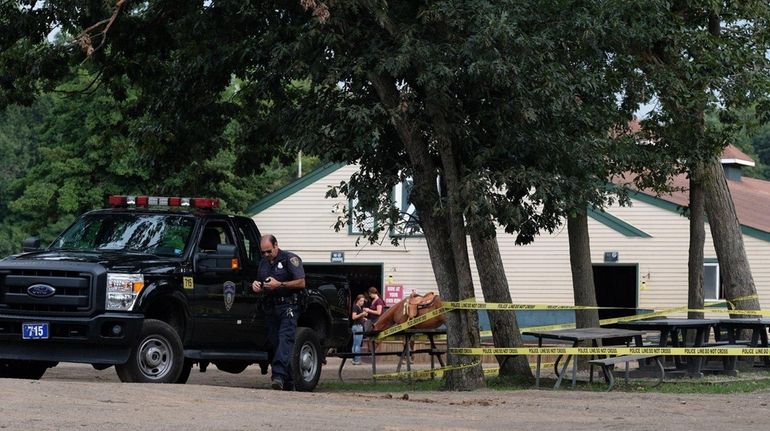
xmin=0 ymin=360 xmax=51 ymax=380
xmin=291 ymin=327 xmax=322 ymax=392
xmin=116 ymin=319 xmax=183 ymax=383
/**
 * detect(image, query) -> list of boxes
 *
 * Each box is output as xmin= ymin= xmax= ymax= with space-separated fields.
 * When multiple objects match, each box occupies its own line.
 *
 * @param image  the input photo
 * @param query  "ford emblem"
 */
xmin=27 ymin=284 xmax=56 ymax=299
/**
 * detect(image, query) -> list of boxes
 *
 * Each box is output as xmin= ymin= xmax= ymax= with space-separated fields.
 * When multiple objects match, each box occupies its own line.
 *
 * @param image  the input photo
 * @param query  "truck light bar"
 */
xmin=108 ymin=195 xmax=220 ymax=209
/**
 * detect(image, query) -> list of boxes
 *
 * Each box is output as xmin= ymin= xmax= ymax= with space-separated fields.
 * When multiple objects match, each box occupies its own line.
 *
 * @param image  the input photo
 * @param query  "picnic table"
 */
xmin=715 ymin=318 xmax=770 ymax=367
xmin=335 ymin=328 xmax=446 ymax=382
xmin=522 ymin=327 xmax=645 ymax=389
xmin=611 ymin=318 xmax=718 ymax=377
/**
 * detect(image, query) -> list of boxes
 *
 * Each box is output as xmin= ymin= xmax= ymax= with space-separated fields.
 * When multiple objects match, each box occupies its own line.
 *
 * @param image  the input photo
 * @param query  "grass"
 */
xmin=624 ymin=372 xmax=770 ymax=394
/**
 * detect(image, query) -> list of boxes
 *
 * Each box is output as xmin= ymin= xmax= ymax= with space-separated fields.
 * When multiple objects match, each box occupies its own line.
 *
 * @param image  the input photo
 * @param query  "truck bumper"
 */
xmin=0 ymin=313 xmax=143 ymax=364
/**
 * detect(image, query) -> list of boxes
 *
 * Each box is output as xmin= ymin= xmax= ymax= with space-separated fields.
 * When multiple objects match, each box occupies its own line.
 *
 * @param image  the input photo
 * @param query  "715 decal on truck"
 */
xmin=0 ymin=195 xmax=351 ymax=391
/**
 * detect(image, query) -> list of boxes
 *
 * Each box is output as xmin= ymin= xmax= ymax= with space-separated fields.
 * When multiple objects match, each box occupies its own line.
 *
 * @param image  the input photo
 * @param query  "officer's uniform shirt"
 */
xmin=257 ymin=249 xmax=305 ymax=297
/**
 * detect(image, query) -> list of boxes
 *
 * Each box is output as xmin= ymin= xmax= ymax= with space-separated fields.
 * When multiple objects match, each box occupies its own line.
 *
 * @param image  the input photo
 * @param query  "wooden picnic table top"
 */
xmin=612 ymin=319 xmax=719 ymax=329
xmin=715 ymin=318 xmax=770 ymax=326
xmin=522 ymin=327 xmax=645 ymax=342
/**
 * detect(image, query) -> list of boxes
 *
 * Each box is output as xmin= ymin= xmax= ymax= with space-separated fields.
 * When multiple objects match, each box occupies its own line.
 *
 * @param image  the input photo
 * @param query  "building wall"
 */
xmin=252 ymin=164 xmax=770 ymax=313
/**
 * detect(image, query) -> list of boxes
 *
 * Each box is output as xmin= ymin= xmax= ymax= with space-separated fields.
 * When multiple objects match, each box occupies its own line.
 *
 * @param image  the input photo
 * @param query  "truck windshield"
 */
xmin=51 ymin=213 xmax=196 ymax=257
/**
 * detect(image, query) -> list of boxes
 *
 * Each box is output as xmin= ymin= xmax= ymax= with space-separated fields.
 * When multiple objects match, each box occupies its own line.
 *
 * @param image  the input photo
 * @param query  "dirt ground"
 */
xmin=1 ymin=359 xmax=769 ymax=430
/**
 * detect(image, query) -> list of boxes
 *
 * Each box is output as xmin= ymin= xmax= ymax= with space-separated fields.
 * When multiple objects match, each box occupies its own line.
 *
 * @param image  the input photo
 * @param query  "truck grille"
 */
xmin=0 ymin=269 xmax=92 ymax=314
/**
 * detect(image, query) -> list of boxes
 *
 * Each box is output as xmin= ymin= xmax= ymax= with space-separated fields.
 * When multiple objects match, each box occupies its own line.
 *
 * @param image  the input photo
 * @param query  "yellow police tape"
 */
xmin=377 ymin=302 xmax=683 ymax=339
xmin=374 ymin=307 xmax=448 ymax=339
xmin=505 ymin=305 xmax=689 ymax=335
xmin=362 ymin=293 xmax=765 ymax=380
xmin=443 ymin=293 xmax=758 ymax=312
xmin=372 ymin=360 xmax=481 ymax=380
xmin=683 ymin=308 xmax=770 ymax=316
xmin=451 ymin=346 xmax=770 ymax=356
xmin=372 ymin=294 xmax=760 ymax=339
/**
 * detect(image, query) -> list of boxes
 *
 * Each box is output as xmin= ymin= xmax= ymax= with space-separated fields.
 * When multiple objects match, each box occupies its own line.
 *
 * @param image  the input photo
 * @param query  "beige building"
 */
xmin=248 ymin=148 xmax=770 ymax=325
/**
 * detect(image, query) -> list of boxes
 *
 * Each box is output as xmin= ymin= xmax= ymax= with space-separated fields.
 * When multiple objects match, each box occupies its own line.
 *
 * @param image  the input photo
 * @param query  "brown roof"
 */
xmin=634 ymin=146 xmax=770 ymax=233
xmin=721 ymin=145 xmax=755 ymax=166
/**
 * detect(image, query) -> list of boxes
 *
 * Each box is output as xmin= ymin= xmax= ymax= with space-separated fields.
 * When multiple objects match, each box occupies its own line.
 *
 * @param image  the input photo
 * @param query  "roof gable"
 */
xmin=721 ymin=145 xmax=755 ymax=167
xmin=245 ymin=163 xmax=346 ymax=216
xmin=245 ymin=162 xmax=654 ymax=238
xmin=630 ymin=186 xmax=770 ymax=242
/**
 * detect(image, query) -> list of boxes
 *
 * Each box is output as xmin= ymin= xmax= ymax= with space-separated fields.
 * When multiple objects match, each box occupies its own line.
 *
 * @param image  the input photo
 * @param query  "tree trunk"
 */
xmin=687 ymin=167 xmax=705 ymax=320
xmin=367 ymin=71 xmax=484 ymax=390
xmin=703 ymin=157 xmax=761 ymax=314
xmin=567 ymin=211 xmax=600 ymax=328
xmin=470 ymin=228 xmax=534 ymax=382
xmin=432 ymin=127 xmax=485 ymax=389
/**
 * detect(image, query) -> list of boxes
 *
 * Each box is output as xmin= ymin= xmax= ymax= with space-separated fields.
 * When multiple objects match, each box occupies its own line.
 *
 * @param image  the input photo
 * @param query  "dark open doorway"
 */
xmin=592 ymin=264 xmax=638 ymax=320
xmin=304 ymin=263 xmax=383 ymax=300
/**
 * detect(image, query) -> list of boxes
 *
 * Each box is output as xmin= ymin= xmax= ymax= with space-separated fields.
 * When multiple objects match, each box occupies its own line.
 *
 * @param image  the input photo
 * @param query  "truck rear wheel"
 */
xmin=291 ymin=327 xmax=322 ymax=392
xmin=0 ymin=360 xmax=52 ymax=380
xmin=116 ymin=319 xmax=183 ymax=383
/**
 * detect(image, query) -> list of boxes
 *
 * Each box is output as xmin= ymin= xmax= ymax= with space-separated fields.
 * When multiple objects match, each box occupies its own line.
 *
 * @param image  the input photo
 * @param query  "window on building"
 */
xmin=349 ymin=197 xmax=376 ymax=234
xmin=392 ymin=178 xmax=422 ymax=236
xmin=348 ymin=177 xmax=425 ymax=237
xmin=704 ymin=262 xmax=723 ymax=300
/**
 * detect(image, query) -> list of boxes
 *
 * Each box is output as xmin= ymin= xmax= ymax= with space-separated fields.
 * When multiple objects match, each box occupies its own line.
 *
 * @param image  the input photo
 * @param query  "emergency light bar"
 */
xmin=107 ymin=195 xmax=220 ymax=209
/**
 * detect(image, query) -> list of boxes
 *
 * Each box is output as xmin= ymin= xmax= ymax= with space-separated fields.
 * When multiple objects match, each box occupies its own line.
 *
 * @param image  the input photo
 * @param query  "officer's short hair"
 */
xmin=262 ymin=234 xmax=277 ymax=246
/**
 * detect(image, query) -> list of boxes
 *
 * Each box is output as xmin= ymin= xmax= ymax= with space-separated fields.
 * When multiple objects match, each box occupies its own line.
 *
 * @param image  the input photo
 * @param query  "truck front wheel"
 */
xmin=291 ymin=327 xmax=322 ymax=392
xmin=116 ymin=319 xmax=183 ymax=383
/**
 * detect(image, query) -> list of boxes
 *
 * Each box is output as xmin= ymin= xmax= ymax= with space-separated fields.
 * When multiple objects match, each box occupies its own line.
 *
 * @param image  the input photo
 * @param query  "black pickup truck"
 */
xmin=0 ymin=196 xmax=351 ymax=391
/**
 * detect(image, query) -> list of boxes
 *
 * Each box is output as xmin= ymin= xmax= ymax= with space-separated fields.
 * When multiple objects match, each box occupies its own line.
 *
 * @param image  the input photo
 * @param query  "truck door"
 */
xmin=190 ymin=220 xmax=249 ymax=347
xmin=232 ymin=217 xmax=267 ymax=349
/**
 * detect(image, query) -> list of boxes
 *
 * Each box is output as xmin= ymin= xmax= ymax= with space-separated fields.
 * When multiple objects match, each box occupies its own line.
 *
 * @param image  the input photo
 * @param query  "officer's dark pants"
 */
xmin=266 ymin=303 xmax=299 ymax=384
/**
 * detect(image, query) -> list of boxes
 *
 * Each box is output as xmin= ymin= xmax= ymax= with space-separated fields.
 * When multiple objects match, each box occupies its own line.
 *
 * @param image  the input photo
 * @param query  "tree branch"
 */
xmin=299 ymin=0 xmax=330 ymax=23
xmin=74 ymin=0 xmax=126 ymax=58
xmin=52 ymin=69 xmax=105 ymax=96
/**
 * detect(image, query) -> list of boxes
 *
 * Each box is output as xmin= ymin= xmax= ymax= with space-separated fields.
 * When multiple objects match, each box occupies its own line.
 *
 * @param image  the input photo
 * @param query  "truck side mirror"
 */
xmin=22 ymin=236 xmax=42 ymax=252
xmin=195 ymin=244 xmax=239 ymax=272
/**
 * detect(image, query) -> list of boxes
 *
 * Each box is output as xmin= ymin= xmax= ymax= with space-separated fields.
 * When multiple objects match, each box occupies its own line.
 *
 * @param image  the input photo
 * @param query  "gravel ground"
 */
xmin=0 ymin=359 xmax=768 ymax=430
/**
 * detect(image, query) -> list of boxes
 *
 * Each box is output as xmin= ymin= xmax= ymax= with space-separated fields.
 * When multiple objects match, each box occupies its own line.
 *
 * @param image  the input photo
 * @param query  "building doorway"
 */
xmin=592 ymin=264 xmax=638 ymax=320
xmin=304 ymin=263 xmax=383 ymax=300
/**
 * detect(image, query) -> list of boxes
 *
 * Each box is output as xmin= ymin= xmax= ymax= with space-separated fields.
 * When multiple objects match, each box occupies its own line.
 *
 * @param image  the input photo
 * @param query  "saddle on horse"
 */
xmin=373 ymin=292 xmax=445 ymax=332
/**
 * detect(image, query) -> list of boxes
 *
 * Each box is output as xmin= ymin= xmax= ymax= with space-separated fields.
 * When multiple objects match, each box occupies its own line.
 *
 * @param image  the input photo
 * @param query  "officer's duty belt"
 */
xmin=268 ymin=294 xmax=299 ymax=305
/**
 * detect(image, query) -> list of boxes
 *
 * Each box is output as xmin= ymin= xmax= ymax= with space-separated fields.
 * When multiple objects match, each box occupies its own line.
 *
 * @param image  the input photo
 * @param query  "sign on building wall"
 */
xmin=384 ymin=284 xmax=404 ymax=306
xmin=330 ymin=251 xmax=345 ymax=263
xmin=604 ymin=251 xmax=619 ymax=263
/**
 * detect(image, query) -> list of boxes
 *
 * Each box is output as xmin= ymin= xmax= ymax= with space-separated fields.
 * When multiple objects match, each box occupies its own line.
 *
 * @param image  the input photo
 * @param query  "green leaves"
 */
xmin=1 ymin=0 xmax=769 ymax=254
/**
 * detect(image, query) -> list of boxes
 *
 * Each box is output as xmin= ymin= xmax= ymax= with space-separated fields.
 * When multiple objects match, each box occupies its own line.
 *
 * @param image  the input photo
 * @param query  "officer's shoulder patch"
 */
xmin=290 ymin=256 xmax=301 ymax=267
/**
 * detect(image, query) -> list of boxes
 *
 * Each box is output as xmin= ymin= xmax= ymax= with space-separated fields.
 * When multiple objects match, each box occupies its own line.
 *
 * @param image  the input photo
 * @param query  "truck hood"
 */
xmin=4 ymin=250 xmax=182 ymax=274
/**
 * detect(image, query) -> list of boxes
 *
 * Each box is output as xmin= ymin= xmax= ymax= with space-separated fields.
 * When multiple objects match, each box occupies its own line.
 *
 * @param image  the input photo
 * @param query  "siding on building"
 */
xmin=251 ymin=164 xmax=770 ymax=313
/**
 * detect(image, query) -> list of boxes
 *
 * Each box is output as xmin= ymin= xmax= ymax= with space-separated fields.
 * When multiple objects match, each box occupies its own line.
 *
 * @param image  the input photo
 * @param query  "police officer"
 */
xmin=251 ymin=234 xmax=305 ymax=390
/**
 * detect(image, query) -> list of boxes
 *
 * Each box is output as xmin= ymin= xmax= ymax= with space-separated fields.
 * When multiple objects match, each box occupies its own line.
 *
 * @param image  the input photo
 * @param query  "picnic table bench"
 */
xmin=334 ymin=328 xmax=446 ymax=382
xmin=522 ymin=327 xmax=646 ymax=389
xmin=610 ymin=318 xmax=718 ymax=377
xmin=715 ymin=318 xmax=770 ymax=368
xmin=588 ymin=355 xmax=664 ymax=391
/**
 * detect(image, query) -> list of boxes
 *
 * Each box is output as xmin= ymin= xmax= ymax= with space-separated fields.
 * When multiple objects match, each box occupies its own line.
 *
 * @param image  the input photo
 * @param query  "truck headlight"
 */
xmin=106 ymin=273 xmax=145 ymax=311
